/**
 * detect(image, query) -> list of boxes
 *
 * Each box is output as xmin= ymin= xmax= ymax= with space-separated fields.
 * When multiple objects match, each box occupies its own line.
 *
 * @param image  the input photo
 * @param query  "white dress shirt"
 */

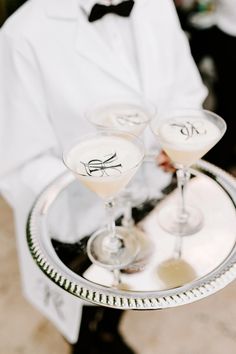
xmin=79 ymin=0 xmax=140 ymax=87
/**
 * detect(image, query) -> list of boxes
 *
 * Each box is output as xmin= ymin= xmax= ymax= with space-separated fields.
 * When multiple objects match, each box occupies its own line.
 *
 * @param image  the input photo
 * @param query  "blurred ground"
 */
xmin=1 ymin=195 xmax=236 ymax=354
xmin=0 ymin=197 xmax=70 ymax=354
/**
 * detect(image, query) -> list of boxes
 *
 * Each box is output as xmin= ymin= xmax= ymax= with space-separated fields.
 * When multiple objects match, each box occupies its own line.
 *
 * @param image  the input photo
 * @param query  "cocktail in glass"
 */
xmin=86 ymin=100 xmax=155 ymax=137
xmin=151 ymin=108 xmax=226 ymax=236
xmin=63 ymin=131 xmax=145 ymax=276
xmin=86 ymin=99 xmax=156 ymax=228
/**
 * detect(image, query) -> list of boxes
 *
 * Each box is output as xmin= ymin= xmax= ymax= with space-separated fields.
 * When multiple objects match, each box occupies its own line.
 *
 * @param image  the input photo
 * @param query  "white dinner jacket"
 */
xmin=0 ymin=0 xmax=207 ymax=343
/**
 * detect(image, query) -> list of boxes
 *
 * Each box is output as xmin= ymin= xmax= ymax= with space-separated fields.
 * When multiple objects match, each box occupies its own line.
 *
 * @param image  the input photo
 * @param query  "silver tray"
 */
xmin=27 ymin=159 xmax=236 ymax=309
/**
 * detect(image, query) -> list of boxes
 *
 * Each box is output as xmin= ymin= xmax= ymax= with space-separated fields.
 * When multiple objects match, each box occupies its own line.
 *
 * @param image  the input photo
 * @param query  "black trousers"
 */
xmin=72 ymin=306 xmax=135 ymax=354
xmin=190 ymin=26 xmax=236 ymax=169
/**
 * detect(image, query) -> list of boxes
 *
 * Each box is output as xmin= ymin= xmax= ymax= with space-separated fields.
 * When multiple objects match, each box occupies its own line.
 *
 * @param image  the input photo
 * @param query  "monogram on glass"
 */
xmin=151 ymin=108 xmax=226 ymax=236
xmin=86 ymin=99 xmax=156 ymax=222
xmin=63 ymin=130 xmax=144 ymax=285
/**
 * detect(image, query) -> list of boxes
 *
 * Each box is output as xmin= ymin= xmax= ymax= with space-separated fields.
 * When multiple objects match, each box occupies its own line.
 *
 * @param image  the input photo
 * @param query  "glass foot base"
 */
xmin=87 ymin=226 xmax=139 ymax=269
xmin=158 ymin=205 xmax=204 ymax=236
xmin=122 ymin=227 xmax=154 ymax=274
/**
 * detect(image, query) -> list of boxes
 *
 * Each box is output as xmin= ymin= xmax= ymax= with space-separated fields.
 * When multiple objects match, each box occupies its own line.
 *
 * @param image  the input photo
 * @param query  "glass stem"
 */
xmin=122 ymin=199 xmax=134 ymax=228
xmin=112 ymin=269 xmax=121 ymax=287
xmin=173 ymin=235 xmax=182 ymax=259
xmin=105 ymin=199 xmax=116 ymax=239
xmin=103 ymin=199 xmax=121 ymax=253
xmin=176 ymin=167 xmax=190 ymax=224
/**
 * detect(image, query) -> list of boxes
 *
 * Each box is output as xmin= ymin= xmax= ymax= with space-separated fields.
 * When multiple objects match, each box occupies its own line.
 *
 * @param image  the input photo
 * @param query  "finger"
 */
xmin=159 ymin=161 xmax=176 ymax=172
xmin=156 ymin=151 xmax=169 ymax=165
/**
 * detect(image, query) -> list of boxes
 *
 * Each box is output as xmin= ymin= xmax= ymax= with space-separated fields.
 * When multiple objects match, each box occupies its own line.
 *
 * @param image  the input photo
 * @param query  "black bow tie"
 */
xmin=88 ymin=0 xmax=134 ymax=22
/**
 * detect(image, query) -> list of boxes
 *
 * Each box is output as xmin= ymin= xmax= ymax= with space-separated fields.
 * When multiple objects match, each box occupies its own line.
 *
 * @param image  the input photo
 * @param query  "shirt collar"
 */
xmin=79 ymin=0 xmax=124 ymax=15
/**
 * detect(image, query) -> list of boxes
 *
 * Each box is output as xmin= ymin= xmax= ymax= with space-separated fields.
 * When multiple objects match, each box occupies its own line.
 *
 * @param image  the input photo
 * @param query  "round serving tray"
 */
xmin=27 ymin=159 xmax=236 ymax=310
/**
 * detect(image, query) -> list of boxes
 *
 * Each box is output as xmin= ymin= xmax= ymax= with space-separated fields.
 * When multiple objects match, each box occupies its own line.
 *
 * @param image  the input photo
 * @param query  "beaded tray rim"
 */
xmin=27 ymin=160 xmax=236 ymax=310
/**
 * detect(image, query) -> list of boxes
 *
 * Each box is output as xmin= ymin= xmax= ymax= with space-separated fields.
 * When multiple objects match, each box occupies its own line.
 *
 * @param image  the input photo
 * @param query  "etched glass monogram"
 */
xmin=116 ymin=113 xmax=141 ymax=126
xmin=80 ymin=152 xmax=122 ymax=177
xmin=170 ymin=121 xmax=207 ymax=139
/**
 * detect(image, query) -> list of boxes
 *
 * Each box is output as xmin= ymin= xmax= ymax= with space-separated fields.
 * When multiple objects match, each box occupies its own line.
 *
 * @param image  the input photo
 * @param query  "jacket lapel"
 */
xmin=75 ymin=7 xmax=141 ymax=93
xmin=131 ymin=0 xmax=162 ymax=98
xmin=45 ymin=0 xmax=161 ymax=96
xmin=45 ymin=0 xmax=142 ymax=93
xmin=45 ymin=0 xmax=78 ymax=20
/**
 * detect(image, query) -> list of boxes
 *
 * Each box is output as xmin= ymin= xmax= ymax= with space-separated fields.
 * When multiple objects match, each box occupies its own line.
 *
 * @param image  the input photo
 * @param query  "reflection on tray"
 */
xmin=51 ymin=196 xmax=163 ymax=276
xmin=157 ymin=258 xmax=197 ymax=289
xmin=50 ymin=172 xmax=236 ymax=292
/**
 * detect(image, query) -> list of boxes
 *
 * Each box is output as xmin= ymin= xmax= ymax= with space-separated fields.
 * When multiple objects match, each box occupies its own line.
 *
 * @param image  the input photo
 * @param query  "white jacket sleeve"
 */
xmin=153 ymin=0 xmax=207 ymax=110
xmin=0 ymin=153 xmax=66 ymax=208
xmin=0 ymin=27 xmax=59 ymax=181
xmin=0 ymin=28 xmax=83 ymax=344
xmin=162 ymin=0 xmax=208 ymax=109
xmin=0 ymin=26 xmax=67 ymax=204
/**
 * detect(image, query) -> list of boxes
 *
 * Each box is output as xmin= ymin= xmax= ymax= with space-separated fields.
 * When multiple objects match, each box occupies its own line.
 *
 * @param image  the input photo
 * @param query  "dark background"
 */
xmin=0 ymin=0 xmax=26 ymax=26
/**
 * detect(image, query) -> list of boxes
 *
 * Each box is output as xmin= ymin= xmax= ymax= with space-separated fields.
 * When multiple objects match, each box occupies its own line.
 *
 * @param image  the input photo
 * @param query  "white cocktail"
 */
xmin=66 ymin=135 xmax=143 ymax=198
xmin=63 ymin=131 xmax=144 ymax=271
xmin=86 ymin=102 xmax=153 ymax=137
xmin=151 ymin=109 xmax=226 ymax=236
xmin=158 ymin=117 xmax=221 ymax=167
xmin=86 ymin=99 xmax=156 ymax=242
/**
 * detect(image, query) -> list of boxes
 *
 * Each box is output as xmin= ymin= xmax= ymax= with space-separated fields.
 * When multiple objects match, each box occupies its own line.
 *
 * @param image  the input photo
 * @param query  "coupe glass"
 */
xmin=86 ymin=99 xmax=156 ymax=227
xmin=151 ymin=108 xmax=226 ymax=236
xmin=63 ymin=130 xmax=145 ymax=273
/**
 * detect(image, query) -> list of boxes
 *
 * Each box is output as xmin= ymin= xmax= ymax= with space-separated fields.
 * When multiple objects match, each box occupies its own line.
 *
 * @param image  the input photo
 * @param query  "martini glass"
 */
xmin=63 ymin=130 xmax=144 ymax=275
xmin=86 ymin=100 xmax=155 ymax=136
xmin=86 ymin=99 xmax=156 ymax=227
xmin=151 ymin=108 xmax=226 ymax=236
